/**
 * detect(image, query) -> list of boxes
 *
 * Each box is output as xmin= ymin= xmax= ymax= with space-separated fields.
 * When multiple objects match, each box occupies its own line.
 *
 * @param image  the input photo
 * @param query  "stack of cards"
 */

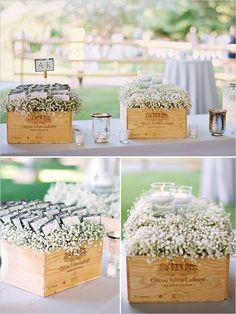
xmin=0 ymin=200 xmax=101 ymax=237
xmin=7 ymin=83 xmax=71 ymax=101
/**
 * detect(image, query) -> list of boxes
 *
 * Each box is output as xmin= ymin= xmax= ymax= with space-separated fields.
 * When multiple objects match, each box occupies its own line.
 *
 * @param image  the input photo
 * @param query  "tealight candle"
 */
xmin=174 ymin=186 xmax=193 ymax=210
xmin=151 ymin=191 xmax=175 ymax=203
xmin=150 ymin=182 xmax=175 ymax=216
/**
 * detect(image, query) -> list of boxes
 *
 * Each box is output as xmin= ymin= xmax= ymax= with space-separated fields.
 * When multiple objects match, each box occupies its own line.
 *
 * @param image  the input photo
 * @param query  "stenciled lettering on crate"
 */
xmin=126 ymin=256 xmax=229 ymax=303
xmin=127 ymin=108 xmax=187 ymax=139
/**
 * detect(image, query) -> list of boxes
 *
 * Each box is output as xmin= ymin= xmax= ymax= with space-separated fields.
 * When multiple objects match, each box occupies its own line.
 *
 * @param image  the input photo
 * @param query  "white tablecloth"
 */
xmin=0 ymin=251 xmax=119 ymax=314
xmin=121 ymin=246 xmax=235 ymax=313
xmin=164 ymin=59 xmax=219 ymax=114
xmin=200 ymin=158 xmax=236 ymax=205
xmin=1 ymin=116 xmax=235 ymax=156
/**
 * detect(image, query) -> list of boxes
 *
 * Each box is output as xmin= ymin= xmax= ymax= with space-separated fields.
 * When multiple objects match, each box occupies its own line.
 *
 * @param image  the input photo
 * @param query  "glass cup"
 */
xmin=73 ymin=128 xmax=84 ymax=146
xmin=106 ymin=231 xmax=120 ymax=278
xmin=91 ymin=113 xmax=111 ymax=143
xmin=188 ymin=125 xmax=198 ymax=138
xmin=174 ymin=186 xmax=193 ymax=210
xmin=150 ymin=182 xmax=175 ymax=216
xmin=119 ymin=129 xmax=129 ymax=144
xmin=209 ymin=109 xmax=227 ymax=136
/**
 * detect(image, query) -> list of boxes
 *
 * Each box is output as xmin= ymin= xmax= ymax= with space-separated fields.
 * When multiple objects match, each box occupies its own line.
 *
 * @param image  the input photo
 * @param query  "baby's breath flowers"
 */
xmin=2 ymin=92 xmax=81 ymax=113
xmin=44 ymin=182 xmax=120 ymax=218
xmin=120 ymin=78 xmax=191 ymax=110
xmin=1 ymin=221 xmax=104 ymax=254
xmin=124 ymin=192 xmax=234 ymax=261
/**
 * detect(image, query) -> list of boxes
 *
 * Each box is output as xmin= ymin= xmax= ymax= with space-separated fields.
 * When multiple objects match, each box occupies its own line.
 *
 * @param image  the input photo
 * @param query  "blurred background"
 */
xmin=0 ymin=157 xmax=119 ymax=201
xmin=1 ymin=0 xmax=235 ymax=121
xmin=121 ymin=157 xmax=235 ymax=236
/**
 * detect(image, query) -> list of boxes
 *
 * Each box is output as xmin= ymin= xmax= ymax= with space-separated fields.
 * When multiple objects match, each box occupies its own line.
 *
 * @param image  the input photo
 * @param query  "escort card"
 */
xmin=30 ymin=217 xmax=49 ymax=231
xmin=61 ymin=215 xmax=80 ymax=226
xmin=41 ymin=219 xmax=60 ymax=236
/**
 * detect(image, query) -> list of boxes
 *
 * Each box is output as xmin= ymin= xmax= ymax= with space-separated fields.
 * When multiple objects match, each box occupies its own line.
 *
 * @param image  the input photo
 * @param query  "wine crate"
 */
xmin=126 ymin=256 xmax=229 ymax=303
xmin=7 ymin=112 xmax=73 ymax=143
xmin=1 ymin=240 xmax=103 ymax=296
xmin=127 ymin=108 xmax=187 ymax=139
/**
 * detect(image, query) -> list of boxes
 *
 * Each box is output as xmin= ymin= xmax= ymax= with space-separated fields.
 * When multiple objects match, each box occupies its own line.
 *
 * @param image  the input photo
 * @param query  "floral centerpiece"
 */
xmin=1 ymin=200 xmax=104 ymax=254
xmin=44 ymin=182 xmax=120 ymax=219
xmin=2 ymin=83 xmax=81 ymax=114
xmin=120 ymin=77 xmax=191 ymax=110
xmin=124 ymin=191 xmax=234 ymax=261
xmin=120 ymin=76 xmax=191 ymax=139
xmin=2 ymin=83 xmax=82 ymax=144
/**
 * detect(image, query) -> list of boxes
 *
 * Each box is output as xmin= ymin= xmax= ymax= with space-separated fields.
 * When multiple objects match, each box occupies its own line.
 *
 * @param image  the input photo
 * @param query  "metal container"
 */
xmin=91 ymin=113 xmax=111 ymax=143
xmin=209 ymin=109 xmax=227 ymax=136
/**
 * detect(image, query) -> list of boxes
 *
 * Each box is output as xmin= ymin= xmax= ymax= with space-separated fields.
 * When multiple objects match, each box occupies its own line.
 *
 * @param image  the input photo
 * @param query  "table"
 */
xmin=1 ymin=116 xmax=235 ymax=156
xmin=164 ymin=59 xmax=219 ymax=115
xmin=121 ymin=247 xmax=235 ymax=313
xmin=0 ymin=252 xmax=119 ymax=314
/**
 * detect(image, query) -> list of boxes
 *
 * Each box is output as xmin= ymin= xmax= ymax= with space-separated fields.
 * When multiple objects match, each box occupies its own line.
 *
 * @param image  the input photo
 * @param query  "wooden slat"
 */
xmin=127 ymin=256 xmax=229 ymax=303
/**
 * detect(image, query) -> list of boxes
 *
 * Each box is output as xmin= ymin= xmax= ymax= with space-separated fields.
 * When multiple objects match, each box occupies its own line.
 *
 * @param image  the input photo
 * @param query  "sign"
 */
xmin=34 ymin=58 xmax=54 ymax=72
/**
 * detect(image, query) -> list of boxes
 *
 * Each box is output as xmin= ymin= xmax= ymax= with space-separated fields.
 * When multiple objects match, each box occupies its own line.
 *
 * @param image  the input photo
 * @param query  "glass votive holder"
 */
xmin=106 ymin=231 xmax=120 ymax=278
xmin=209 ymin=109 xmax=227 ymax=136
xmin=174 ymin=186 xmax=193 ymax=210
xmin=119 ymin=129 xmax=129 ymax=144
xmin=150 ymin=182 xmax=175 ymax=216
xmin=74 ymin=128 xmax=84 ymax=146
xmin=188 ymin=125 xmax=198 ymax=138
xmin=91 ymin=113 xmax=111 ymax=143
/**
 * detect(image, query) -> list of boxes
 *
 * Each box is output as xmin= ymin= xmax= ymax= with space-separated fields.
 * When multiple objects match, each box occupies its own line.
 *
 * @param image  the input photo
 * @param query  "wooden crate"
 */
xmin=127 ymin=108 xmax=187 ymax=139
xmin=1 ymin=240 xmax=103 ymax=296
xmin=7 ymin=111 xmax=73 ymax=143
xmin=127 ymin=256 xmax=229 ymax=303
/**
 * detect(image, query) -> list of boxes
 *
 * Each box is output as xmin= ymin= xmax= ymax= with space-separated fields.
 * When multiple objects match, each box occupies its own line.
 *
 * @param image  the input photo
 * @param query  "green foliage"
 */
xmin=141 ymin=0 xmax=235 ymax=39
xmin=1 ymin=0 xmax=234 ymax=40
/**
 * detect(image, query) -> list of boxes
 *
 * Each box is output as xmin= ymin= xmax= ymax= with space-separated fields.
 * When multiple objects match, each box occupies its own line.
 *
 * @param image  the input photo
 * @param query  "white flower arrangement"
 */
xmin=44 ymin=182 xmax=120 ymax=218
xmin=2 ymin=92 xmax=81 ymax=113
xmin=124 ymin=191 xmax=234 ymax=261
xmin=1 ymin=221 xmax=104 ymax=254
xmin=120 ymin=78 xmax=192 ymax=110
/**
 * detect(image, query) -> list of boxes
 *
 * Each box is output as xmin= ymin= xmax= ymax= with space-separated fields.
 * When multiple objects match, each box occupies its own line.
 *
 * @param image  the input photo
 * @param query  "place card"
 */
xmin=20 ymin=215 xmax=38 ymax=228
xmin=44 ymin=209 xmax=60 ymax=219
xmin=30 ymin=91 xmax=48 ymax=99
xmin=0 ymin=211 xmax=19 ymax=224
xmin=61 ymin=215 xmax=80 ymax=226
xmin=53 ymin=93 xmax=70 ymax=101
xmin=41 ymin=219 xmax=60 ymax=236
xmin=0 ymin=209 xmax=10 ymax=217
xmin=11 ymin=212 xmax=28 ymax=228
xmin=8 ymin=204 xmax=24 ymax=212
xmin=29 ymin=217 xmax=49 ymax=232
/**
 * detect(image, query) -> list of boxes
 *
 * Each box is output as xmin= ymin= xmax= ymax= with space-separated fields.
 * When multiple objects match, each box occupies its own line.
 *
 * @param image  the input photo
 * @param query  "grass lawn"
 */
xmin=1 ymin=179 xmax=51 ymax=201
xmin=121 ymin=171 xmax=235 ymax=237
xmin=0 ymin=87 xmax=120 ymax=123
